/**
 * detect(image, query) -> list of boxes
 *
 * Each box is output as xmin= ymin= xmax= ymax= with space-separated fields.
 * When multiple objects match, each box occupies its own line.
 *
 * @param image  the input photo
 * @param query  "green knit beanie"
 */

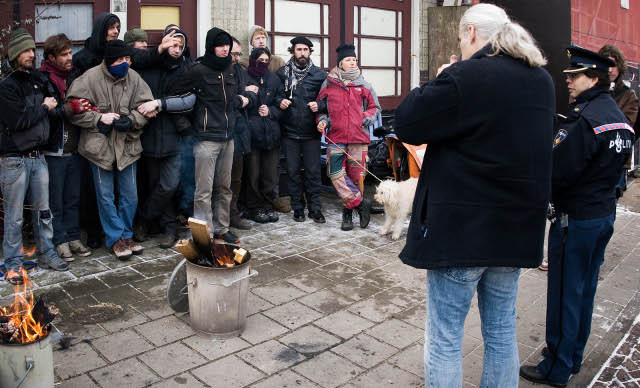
xmin=124 ymin=28 xmax=148 ymax=47
xmin=8 ymin=28 xmax=36 ymax=62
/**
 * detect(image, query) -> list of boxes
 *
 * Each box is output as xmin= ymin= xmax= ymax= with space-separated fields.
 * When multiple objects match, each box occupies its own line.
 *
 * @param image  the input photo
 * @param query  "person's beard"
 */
xmin=295 ymin=55 xmax=309 ymax=68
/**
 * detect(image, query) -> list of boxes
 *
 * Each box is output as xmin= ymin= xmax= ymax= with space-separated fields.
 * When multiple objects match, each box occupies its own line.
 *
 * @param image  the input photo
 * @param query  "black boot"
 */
xmin=341 ymin=208 xmax=353 ymax=231
xmin=355 ymin=198 xmax=372 ymax=228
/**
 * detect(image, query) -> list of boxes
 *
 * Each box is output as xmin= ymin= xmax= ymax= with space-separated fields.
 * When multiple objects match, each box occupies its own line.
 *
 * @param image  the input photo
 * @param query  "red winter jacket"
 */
xmin=316 ymin=67 xmax=381 ymax=144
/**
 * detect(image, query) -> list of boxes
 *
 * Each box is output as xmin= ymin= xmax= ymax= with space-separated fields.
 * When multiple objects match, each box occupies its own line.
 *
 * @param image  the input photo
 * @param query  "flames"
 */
xmin=214 ymin=244 xmax=235 ymax=267
xmin=0 ymin=269 xmax=48 ymax=343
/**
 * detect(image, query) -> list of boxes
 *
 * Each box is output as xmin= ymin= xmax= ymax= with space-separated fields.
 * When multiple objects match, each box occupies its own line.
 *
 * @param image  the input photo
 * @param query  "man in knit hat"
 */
xmin=0 ymin=28 xmax=70 ymax=284
xmin=65 ymin=39 xmax=156 ymax=260
xmin=124 ymin=28 xmax=149 ymax=50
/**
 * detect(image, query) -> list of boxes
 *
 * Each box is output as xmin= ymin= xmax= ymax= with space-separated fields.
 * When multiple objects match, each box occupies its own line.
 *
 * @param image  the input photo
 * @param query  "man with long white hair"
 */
xmin=394 ymin=4 xmax=555 ymax=387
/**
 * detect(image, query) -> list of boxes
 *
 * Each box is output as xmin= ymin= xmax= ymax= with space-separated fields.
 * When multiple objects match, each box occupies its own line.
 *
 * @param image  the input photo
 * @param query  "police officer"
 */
xmin=520 ymin=46 xmax=635 ymax=387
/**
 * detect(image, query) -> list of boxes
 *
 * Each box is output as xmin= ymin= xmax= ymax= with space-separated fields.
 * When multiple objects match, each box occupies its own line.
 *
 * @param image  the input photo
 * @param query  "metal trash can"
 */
xmin=0 ymin=331 xmax=54 ymax=388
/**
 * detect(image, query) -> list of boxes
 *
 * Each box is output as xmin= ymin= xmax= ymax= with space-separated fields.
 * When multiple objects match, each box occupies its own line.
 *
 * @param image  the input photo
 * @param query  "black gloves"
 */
xmin=96 ymin=121 xmax=113 ymax=136
xmin=113 ymin=116 xmax=134 ymax=132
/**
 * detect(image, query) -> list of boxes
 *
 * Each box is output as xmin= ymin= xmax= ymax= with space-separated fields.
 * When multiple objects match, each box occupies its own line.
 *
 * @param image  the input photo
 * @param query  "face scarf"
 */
xmin=248 ymin=58 xmax=269 ymax=78
xmin=108 ymin=61 xmax=129 ymax=78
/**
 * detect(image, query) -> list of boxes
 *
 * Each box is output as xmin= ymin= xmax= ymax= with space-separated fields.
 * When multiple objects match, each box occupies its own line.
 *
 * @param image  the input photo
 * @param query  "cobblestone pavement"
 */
xmin=1 ymin=184 xmax=639 ymax=388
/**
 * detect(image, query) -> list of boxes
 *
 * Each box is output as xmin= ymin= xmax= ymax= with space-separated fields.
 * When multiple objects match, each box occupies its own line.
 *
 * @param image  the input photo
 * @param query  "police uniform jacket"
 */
xmin=394 ymin=44 xmax=555 ymax=270
xmin=552 ymin=87 xmax=634 ymax=220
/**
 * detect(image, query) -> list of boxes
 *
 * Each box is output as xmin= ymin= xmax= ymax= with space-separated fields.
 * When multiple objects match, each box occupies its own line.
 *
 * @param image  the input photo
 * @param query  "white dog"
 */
xmin=373 ymin=178 xmax=418 ymax=240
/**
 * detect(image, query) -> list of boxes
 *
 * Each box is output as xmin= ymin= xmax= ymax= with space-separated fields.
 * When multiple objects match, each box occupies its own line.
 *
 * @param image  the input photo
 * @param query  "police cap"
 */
xmin=564 ymin=46 xmax=616 ymax=74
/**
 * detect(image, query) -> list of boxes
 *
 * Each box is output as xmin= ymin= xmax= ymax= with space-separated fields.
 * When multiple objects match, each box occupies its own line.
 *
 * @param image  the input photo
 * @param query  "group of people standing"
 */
xmin=0 ymin=12 xmax=380 ymax=284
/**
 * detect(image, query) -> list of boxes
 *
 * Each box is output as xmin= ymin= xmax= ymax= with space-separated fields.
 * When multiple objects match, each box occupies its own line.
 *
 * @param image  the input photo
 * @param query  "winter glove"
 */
xmin=68 ymin=98 xmax=99 ymax=114
xmin=96 ymin=121 xmax=113 ymax=136
xmin=113 ymin=116 xmax=134 ymax=132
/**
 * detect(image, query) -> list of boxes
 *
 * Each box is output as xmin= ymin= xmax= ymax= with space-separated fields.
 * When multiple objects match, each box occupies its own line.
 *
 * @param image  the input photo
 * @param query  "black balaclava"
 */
xmin=248 ymin=47 xmax=271 ymax=78
xmin=200 ymin=27 xmax=232 ymax=71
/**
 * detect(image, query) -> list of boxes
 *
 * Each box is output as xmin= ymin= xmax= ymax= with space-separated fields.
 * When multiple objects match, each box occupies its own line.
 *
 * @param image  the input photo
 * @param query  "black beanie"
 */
xmin=104 ymin=40 xmax=131 ymax=66
xmin=250 ymin=47 xmax=271 ymax=61
xmin=336 ymin=44 xmax=356 ymax=66
xmin=290 ymin=36 xmax=313 ymax=49
xmin=212 ymin=32 xmax=231 ymax=48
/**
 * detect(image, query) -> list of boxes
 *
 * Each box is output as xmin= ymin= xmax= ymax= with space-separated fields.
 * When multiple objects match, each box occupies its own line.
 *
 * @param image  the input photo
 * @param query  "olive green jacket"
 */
xmin=65 ymin=63 xmax=153 ymax=171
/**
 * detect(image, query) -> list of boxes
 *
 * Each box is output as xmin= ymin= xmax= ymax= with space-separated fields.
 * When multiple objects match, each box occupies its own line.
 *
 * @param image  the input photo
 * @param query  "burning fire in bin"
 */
xmin=0 ymin=269 xmax=57 ymax=344
xmin=168 ymin=217 xmax=256 ymax=339
xmin=0 ymin=270 xmax=58 ymax=388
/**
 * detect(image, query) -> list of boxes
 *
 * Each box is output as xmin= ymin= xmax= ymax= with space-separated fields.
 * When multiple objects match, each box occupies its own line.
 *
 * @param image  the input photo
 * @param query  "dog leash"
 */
xmin=322 ymin=130 xmax=384 ymax=183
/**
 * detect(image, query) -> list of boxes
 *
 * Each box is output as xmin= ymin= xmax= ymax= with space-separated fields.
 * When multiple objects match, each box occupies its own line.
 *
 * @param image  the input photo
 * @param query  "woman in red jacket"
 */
xmin=317 ymin=44 xmax=381 ymax=231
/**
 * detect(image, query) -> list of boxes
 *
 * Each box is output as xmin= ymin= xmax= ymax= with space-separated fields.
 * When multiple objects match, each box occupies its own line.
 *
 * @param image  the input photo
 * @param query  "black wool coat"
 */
xmin=247 ymin=71 xmax=284 ymax=150
xmin=394 ymin=45 xmax=556 ymax=270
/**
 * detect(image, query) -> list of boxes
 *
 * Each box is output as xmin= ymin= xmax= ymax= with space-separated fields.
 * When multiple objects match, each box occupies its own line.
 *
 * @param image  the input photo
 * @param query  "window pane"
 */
xmin=141 ymin=6 xmax=180 ymax=30
xmin=398 ymin=12 xmax=402 ymax=38
xmin=274 ymin=0 xmax=320 ymax=34
xmin=354 ymin=6 xmax=358 ymax=34
xmin=360 ymin=38 xmax=395 ymax=67
xmin=361 ymin=69 xmax=396 ymax=96
xmin=397 ymin=41 xmax=402 ymax=66
xmin=397 ymin=70 xmax=402 ymax=96
xmin=323 ymin=4 xmax=329 ymax=34
xmin=265 ymin=0 xmax=272 ymax=31
xmin=35 ymin=4 xmax=93 ymax=43
xmin=323 ymin=38 xmax=329 ymax=68
xmin=360 ymin=7 xmax=396 ymax=37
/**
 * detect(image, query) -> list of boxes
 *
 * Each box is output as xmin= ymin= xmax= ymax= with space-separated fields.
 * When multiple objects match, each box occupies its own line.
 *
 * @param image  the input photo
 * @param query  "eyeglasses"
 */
xmin=231 ymin=52 xmax=242 ymax=58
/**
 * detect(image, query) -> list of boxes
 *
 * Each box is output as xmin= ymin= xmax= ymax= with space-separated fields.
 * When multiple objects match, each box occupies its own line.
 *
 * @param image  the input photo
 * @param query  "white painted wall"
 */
xmin=411 ymin=0 xmax=420 ymax=88
xmin=198 ymin=0 xmax=213 ymax=57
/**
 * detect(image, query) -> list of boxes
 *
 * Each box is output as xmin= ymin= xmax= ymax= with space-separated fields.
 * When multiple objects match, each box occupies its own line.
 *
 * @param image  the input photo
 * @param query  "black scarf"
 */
xmin=201 ymin=52 xmax=231 ymax=71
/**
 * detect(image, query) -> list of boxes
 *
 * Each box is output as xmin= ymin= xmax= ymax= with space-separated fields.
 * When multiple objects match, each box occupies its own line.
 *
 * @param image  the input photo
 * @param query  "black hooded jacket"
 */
xmin=73 ymin=12 xmax=162 ymax=75
xmin=171 ymin=28 xmax=256 ymax=142
xmin=0 ymin=69 xmax=63 ymax=154
xmin=138 ymin=29 xmax=194 ymax=158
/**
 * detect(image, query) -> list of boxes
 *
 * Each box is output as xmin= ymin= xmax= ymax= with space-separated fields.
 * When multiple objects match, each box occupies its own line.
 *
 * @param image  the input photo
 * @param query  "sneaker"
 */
xmin=158 ymin=233 xmax=178 ymax=249
xmin=68 ymin=240 xmax=92 ymax=257
xmin=308 ymin=210 xmax=326 ymax=224
xmin=214 ymin=231 xmax=240 ymax=244
xmin=355 ymin=198 xmax=372 ymax=229
xmin=251 ymin=209 xmax=270 ymax=224
xmin=112 ymin=238 xmax=132 ymax=260
xmin=270 ymin=197 xmax=292 ymax=213
xmin=341 ymin=208 xmax=354 ymax=231
xmin=6 ymin=267 xmax=24 ymax=285
xmin=38 ymin=253 xmax=70 ymax=271
xmin=56 ymin=243 xmax=74 ymax=262
xmin=538 ymin=257 xmax=549 ymax=271
xmin=266 ymin=209 xmax=279 ymax=223
xmin=125 ymin=238 xmax=144 ymax=255
xmin=230 ymin=216 xmax=252 ymax=230
xmin=133 ymin=222 xmax=148 ymax=242
xmin=293 ymin=210 xmax=305 ymax=222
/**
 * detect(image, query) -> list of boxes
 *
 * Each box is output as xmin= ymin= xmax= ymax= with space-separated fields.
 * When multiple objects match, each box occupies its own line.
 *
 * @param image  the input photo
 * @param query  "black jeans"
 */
xmin=246 ymin=147 xmax=280 ymax=210
xmin=230 ymin=154 xmax=244 ymax=218
xmin=284 ymin=137 xmax=322 ymax=212
xmin=46 ymin=154 xmax=83 ymax=247
xmin=79 ymin=157 xmax=102 ymax=243
xmin=140 ymin=154 xmax=182 ymax=234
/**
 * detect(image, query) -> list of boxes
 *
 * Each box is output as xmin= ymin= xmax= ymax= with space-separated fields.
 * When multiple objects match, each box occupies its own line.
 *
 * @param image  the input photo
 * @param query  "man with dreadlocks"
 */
xmin=276 ymin=37 xmax=327 ymax=223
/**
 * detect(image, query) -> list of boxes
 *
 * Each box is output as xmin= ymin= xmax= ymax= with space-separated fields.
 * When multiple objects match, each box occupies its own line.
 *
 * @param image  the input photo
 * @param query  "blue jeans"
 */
xmin=46 ymin=154 xmax=83 ymax=246
xmin=90 ymin=162 xmax=137 ymax=248
xmin=178 ymin=136 xmax=196 ymax=217
xmin=425 ymin=266 xmax=521 ymax=388
xmin=0 ymin=155 xmax=56 ymax=271
xmin=537 ymin=214 xmax=614 ymax=384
